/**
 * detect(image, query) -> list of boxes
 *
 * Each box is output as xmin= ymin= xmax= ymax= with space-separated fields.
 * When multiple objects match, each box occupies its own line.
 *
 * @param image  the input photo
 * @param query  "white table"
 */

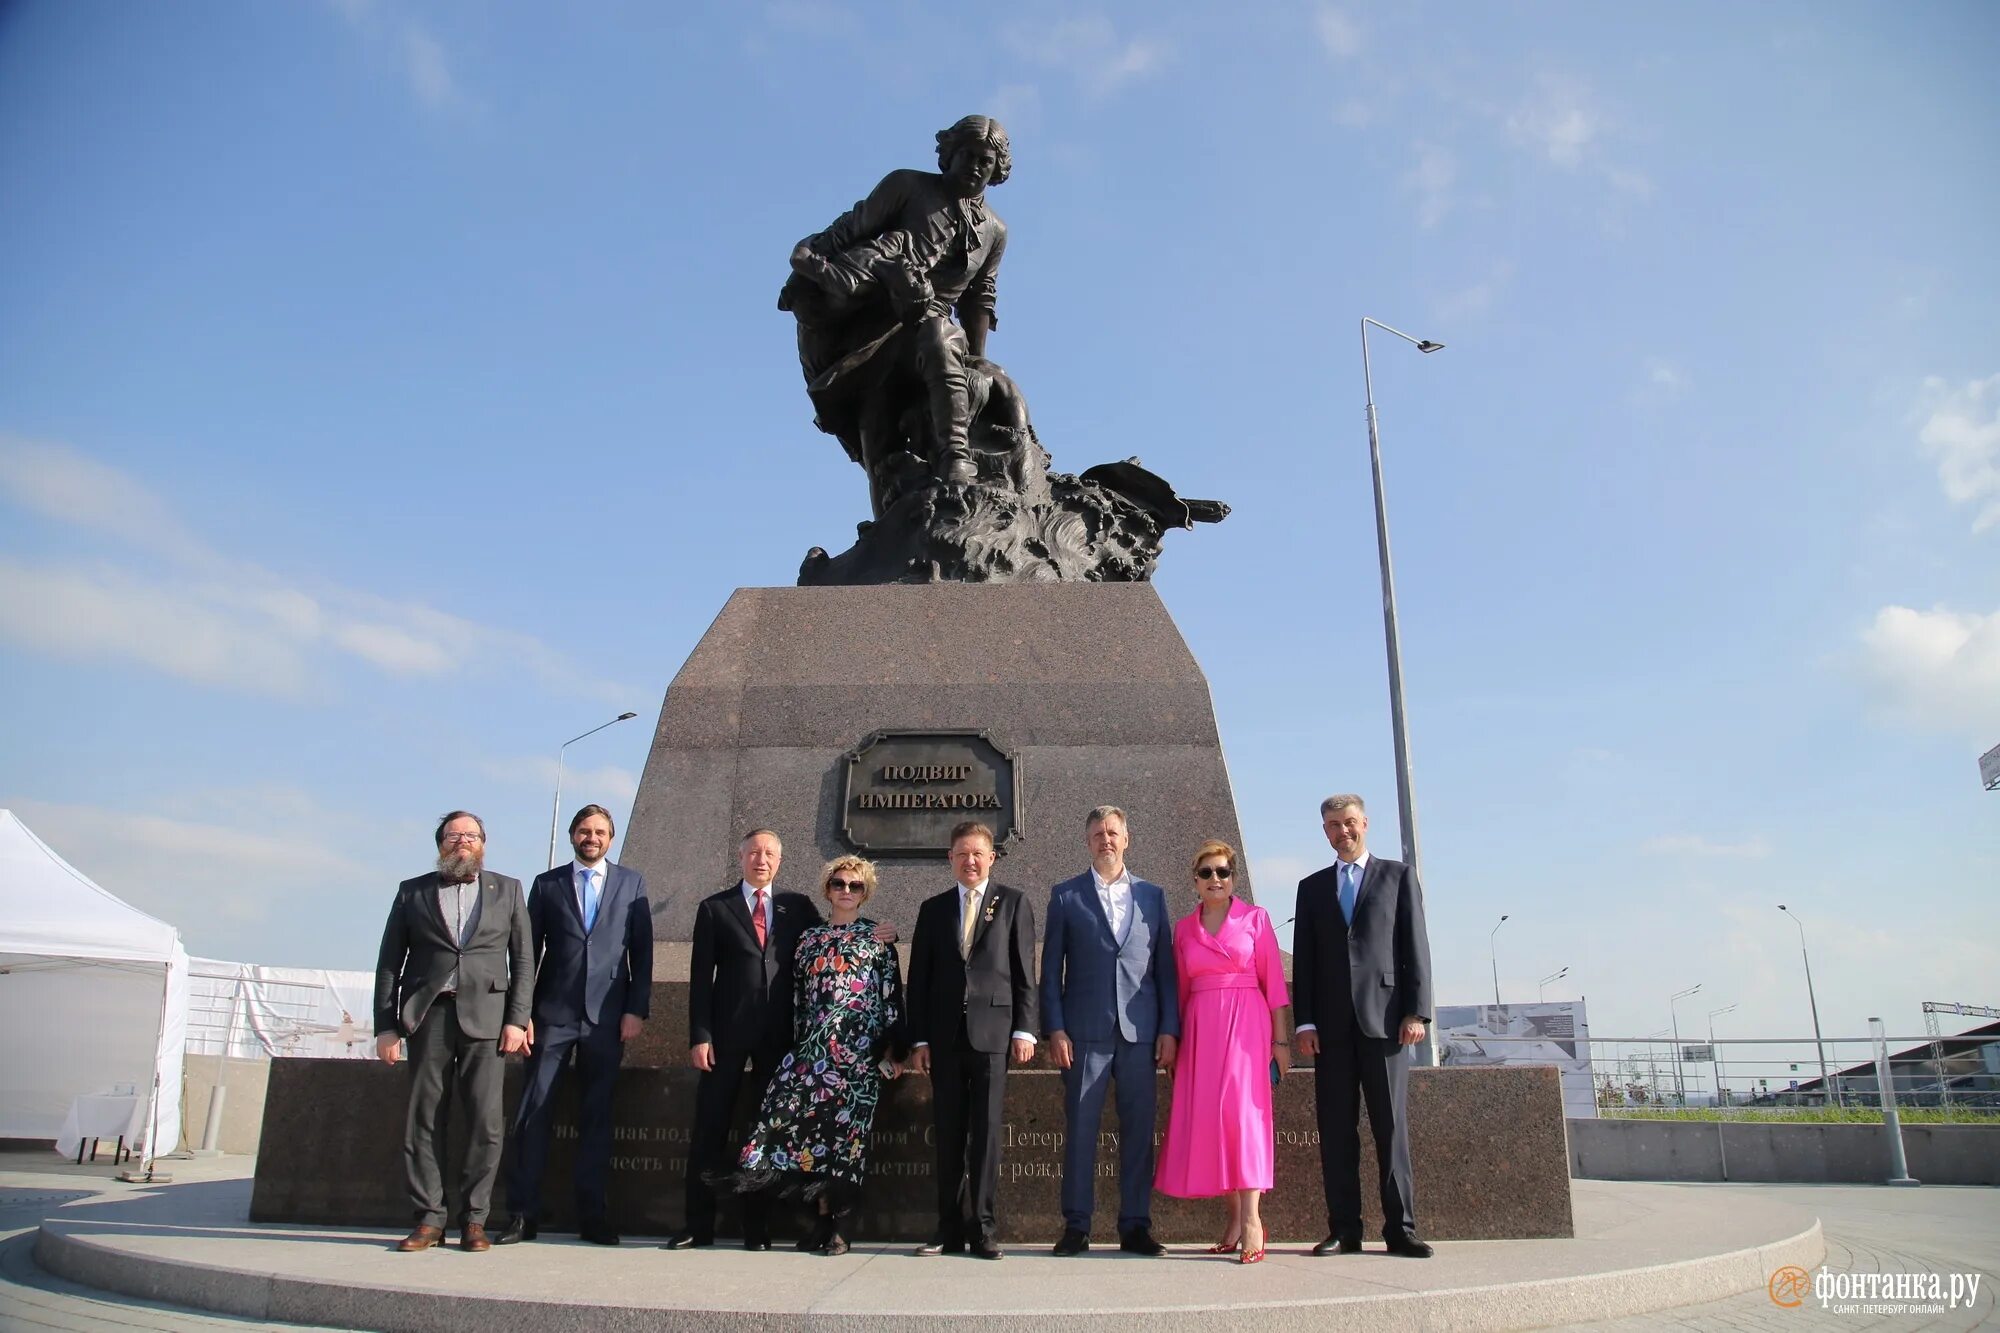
xmin=55 ymin=1093 xmax=145 ymax=1163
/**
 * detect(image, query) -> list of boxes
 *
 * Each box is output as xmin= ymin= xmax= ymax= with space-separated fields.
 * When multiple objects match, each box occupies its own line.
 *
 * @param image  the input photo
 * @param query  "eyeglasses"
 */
xmin=1194 ymin=865 xmax=1234 ymax=880
xmin=826 ymin=879 xmax=867 ymax=893
xmin=441 ymin=832 xmax=485 ymax=844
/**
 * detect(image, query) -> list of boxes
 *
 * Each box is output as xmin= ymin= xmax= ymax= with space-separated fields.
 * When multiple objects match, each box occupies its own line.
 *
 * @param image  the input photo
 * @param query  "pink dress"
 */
xmin=1155 ymin=897 xmax=1291 ymax=1197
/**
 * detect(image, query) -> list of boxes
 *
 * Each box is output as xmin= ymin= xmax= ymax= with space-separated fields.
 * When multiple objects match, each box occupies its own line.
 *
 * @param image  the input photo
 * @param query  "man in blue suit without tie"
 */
xmin=497 ymin=804 xmax=652 ymax=1246
xmin=1041 ymin=805 xmax=1179 ymax=1257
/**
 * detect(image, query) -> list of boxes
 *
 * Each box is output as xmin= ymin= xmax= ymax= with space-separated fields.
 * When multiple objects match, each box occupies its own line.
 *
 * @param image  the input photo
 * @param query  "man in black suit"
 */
xmin=373 ymin=811 xmax=533 ymax=1254
xmin=1292 ymin=794 xmax=1435 ymax=1258
xmin=496 ymin=804 xmax=652 ymax=1246
xmin=666 ymin=828 xmax=815 ymax=1250
xmin=907 ymin=820 xmax=1038 ymax=1260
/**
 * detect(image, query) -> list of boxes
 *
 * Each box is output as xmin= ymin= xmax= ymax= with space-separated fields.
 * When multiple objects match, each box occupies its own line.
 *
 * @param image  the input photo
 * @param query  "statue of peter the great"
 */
xmin=780 ymin=115 xmax=1021 ymax=517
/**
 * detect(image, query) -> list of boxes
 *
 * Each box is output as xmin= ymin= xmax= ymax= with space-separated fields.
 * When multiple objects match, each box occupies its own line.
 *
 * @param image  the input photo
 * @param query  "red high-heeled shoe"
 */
xmin=1239 ymin=1225 xmax=1266 ymax=1264
xmin=1204 ymin=1234 xmax=1241 ymax=1255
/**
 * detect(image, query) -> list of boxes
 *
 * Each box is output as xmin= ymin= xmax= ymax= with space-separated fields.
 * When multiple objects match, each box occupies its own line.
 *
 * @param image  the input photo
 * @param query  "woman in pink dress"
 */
xmin=1156 ymin=839 xmax=1292 ymax=1263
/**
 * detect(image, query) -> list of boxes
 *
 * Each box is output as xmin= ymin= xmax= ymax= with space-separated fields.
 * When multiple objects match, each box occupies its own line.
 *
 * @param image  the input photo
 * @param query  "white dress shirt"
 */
xmin=740 ymin=879 xmax=773 ymax=936
xmin=1091 ymin=864 xmax=1133 ymax=942
xmin=1295 ymin=851 xmax=1370 ymax=1037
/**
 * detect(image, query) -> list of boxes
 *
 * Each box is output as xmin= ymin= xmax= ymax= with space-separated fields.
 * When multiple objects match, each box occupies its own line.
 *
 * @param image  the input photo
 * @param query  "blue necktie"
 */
xmin=1338 ymin=862 xmax=1358 ymax=925
xmin=581 ymin=868 xmax=600 ymax=931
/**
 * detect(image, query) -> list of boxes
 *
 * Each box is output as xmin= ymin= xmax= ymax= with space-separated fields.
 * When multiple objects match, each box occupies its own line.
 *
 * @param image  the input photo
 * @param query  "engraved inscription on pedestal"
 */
xmin=839 ymin=729 xmax=1019 ymax=856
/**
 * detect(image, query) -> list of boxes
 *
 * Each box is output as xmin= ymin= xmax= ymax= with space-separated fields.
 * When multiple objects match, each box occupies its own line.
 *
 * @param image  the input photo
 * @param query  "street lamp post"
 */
xmin=1669 ymin=984 xmax=1701 ymax=1105
xmin=1777 ymin=905 xmax=1834 ymax=1104
xmin=1538 ymin=967 xmax=1569 ymax=1002
xmin=1708 ymin=1003 xmax=1738 ymax=1105
xmin=547 ymin=712 xmax=640 ymax=869
xmin=1488 ymin=914 xmax=1510 ymax=1006
xmin=1360 ymin=317 xmax=1445 ymax=876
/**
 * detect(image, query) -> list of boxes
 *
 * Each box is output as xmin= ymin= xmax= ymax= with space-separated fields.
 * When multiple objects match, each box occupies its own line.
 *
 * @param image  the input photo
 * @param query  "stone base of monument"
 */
xmin=249 ymin=1054 xmax=1572 ymax=1242
xmin=39 ymin=1164 xmax=1824 ymax=1333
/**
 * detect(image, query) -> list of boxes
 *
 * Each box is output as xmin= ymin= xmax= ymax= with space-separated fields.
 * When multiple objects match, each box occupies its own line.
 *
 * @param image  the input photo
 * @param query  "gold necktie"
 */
xmin=960 ymin=887 xmax=982 ymax=957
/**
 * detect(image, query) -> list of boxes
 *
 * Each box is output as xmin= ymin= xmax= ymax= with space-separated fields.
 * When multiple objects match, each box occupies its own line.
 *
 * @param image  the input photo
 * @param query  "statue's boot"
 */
xmin=913 ymin=318 xmax=976 ymax=486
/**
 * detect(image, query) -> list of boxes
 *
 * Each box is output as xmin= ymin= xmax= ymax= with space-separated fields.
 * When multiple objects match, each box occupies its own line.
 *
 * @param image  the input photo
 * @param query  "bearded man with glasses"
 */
xmin=372 ymin=810 xmax=532 ymax=1253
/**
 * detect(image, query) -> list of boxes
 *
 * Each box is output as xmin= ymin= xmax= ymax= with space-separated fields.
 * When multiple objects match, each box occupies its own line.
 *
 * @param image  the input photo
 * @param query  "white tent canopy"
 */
xmin=0 ymin=808 xmax=187 ymax=1159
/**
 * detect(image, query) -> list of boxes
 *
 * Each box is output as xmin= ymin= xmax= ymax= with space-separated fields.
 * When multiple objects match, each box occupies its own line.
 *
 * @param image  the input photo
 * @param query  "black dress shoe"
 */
xmin=579 ymin=1220 xmax=620 ymax=1246
xmin=1119 ymin=1226 xmax=1165 ymax=1257
xmin=1384 ymin=1232 xmax=1434 ymax=1258
xmin=916 ymin=1231 xmax=964 ymax=1256
xmin=662 ymin=1230 xmax=712 ymax=1250
xmin=743 ymin=1235 xmax=773 ymax=1252
xmin=1052 ymin=1226 xmax=1089 ymax=1256
xmin=1312 ymin=1232 xmax=1364 ymax=1256
xmin=969 ymin=1240 xmax=1005 ymax=1260
xmin=493 ymin=1216 xmax=536 ymax=1245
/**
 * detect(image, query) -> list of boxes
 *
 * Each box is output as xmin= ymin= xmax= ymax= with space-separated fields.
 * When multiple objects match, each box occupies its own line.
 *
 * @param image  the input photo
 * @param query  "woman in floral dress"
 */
xmin=716 ymin=855 xmax=904 ymax=1254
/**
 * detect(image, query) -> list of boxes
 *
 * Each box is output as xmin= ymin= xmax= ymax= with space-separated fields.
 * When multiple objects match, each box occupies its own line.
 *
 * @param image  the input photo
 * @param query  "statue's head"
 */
xmin=935 ymin=115 xmax=1012 ymax=191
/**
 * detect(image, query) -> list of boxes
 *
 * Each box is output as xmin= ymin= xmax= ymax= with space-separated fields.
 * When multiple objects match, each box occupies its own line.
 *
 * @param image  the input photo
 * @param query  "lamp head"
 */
xmin=1417 ymin=340 xmax=1445 ymax=353
xmin=617 ymin=711 xmax=638 ymax=721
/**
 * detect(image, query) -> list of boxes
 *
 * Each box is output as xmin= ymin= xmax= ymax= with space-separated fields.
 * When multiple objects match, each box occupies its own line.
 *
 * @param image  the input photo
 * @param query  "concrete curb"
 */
xmin=34 ymin=1215 xmax=1825 ymax=1332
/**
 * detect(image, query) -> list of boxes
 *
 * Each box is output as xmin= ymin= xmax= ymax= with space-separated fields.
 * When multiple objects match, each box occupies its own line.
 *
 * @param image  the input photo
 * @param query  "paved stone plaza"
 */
xmin=8 ymin=1150 xmax=1992 ymax=1330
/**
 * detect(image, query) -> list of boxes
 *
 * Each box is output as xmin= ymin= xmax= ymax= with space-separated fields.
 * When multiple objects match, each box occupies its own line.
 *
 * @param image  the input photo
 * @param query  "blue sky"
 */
xmin=2 ymin=2 xmax=1995 ymax=1064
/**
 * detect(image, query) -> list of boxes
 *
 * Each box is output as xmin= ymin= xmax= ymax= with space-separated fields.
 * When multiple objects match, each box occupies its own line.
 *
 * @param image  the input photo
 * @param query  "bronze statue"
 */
xmin=781 ymin=116 xmax=1225 ymax=585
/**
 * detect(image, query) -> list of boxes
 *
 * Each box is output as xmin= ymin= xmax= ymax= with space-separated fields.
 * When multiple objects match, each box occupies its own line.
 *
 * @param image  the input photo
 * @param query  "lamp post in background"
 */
xmin=1538 ymin=967 xmax=1569 ymax=1002
xmin=547 ymin=712 xmax=640 ymax=869
xmin=1488 ymin=914 xmax=1510 ymax=1005
xmin=1708 ymin=1003 xmax=1738 ymax=1105
xmin=1668 ymin=983 xmax=1701 ymax=1105
xmin=1359 ymin=317 xmax=1445 ymax=877
xmin=1777 ymin=905 xmax=1834 ymax=1103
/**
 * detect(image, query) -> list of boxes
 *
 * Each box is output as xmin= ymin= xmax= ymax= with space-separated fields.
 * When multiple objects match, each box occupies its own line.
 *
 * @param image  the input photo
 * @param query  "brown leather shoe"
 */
xmin=460 ymin=1222 xmax=492 ymax=1252
xmin=396 ymin=1224 xmax=444 ymax=1252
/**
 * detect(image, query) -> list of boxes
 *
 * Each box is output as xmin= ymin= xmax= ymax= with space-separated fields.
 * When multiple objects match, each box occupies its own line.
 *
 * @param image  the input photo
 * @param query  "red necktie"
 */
xmin=753 ymin=889 xmax=768 ymax=950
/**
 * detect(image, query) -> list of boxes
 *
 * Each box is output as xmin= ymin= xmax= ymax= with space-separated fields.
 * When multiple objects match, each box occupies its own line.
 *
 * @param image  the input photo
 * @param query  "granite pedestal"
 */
xmin=249 ymin=1055 xmax=1572 ymax=1242
xmin=624 ymin=584 xmax=1257 ymax=941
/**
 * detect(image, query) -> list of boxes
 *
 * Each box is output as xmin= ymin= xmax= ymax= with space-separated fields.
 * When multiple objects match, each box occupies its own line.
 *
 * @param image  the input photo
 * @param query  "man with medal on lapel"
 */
xmin=907 ymin=820 xmax=1038 ymax=1260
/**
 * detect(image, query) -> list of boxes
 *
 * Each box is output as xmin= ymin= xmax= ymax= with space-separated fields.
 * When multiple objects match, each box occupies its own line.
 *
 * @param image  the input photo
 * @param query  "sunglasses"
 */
xmin=826 ymin=878 xmax=867 ymax=893
xmin=1195 ymin=865 xmax=1234 ymax=880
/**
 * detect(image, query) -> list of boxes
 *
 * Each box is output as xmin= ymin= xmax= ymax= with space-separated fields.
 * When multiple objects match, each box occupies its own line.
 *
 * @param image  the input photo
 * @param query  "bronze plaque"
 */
xmin=839 ymin=729 xmax=1019 ymax=856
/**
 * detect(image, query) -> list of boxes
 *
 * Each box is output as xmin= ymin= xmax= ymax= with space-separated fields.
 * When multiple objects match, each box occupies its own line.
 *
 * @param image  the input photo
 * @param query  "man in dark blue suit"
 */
xmin=496 ymin=804 xmax=652 ymax=1246
xmin=1292 ymin=794 xmax=1435 ymax=1259
xmin=1040 ymin=805 xmax=1177 ymax=1257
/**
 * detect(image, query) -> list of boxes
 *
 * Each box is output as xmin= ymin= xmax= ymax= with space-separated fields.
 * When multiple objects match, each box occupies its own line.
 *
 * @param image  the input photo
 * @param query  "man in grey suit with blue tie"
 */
xmin=1041 ymin=805 xmax=1178 ymax=1257
xmin=496 ymin=804 xmax=652 ymax=1247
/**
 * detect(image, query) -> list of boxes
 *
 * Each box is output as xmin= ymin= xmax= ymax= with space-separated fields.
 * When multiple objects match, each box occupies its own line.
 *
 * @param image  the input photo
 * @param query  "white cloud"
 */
xmin=1314 ymin=8 xmax=1362 ymax=60
xmin=5 ymin=797 xmax=383 ymax=934
xmin=1632 ymin=356 xmax=1689 ymax=407
xmin=1004 ymin=15 xmax=1169 ymax=96
xmin=0 ymin=560 xmax=314 ymax=696
xmin=1434 ymin=260 xmax=1514 ymax=323
xmin=1331 ymin=98 xmax=1374 ymax=129
xmin=1859 ymin=604 xmax=2000 ymax=734
xmin=400 ymin=25 xmax=458 ymax=110
xmin=0 ymin=435 xmax=214 ymax=567
xmin=0 ymin=436 xmax=629 ymax=702
xmin=479 ymin=756 xmax=640 ymax=806
xmin=327 ymin=0 xmax=472 ymax=113
xmin=1402 ymin=143 xmax=1457 ymax=229
xmin=1640 ymin=834 xmax=1773 ymax=860
xmin=1915 ymin=374 xmax=2000 ymax=533
xmin=1496 ymin=73 xmax=1651 ymax=208
xmin=987 ymin=82 xmax=1044 ymax=135
xmin=1506 ymin=76 xmax=1599 ymax=168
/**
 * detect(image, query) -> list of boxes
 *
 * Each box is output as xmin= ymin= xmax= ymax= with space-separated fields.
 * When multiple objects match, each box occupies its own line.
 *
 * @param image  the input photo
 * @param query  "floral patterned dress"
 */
xmin=726 ymin=919 xmax=903 ymax=1212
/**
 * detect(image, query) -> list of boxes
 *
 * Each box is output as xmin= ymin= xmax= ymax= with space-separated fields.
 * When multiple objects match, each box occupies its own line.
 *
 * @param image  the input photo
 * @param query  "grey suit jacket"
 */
xmin=1291 ymin=856 xmax=1433 ymax=1041
xmin=1039 ymin=870 xmax=1179 ymax=1045
xmin=373 ymin=869 xmax=533 ymax=1040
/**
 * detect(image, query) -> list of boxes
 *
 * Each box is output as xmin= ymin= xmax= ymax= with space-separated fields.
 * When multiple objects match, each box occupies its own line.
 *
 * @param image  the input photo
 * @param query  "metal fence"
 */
xmin=1448 ymin=1027 xmax=2000 ymax=1117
